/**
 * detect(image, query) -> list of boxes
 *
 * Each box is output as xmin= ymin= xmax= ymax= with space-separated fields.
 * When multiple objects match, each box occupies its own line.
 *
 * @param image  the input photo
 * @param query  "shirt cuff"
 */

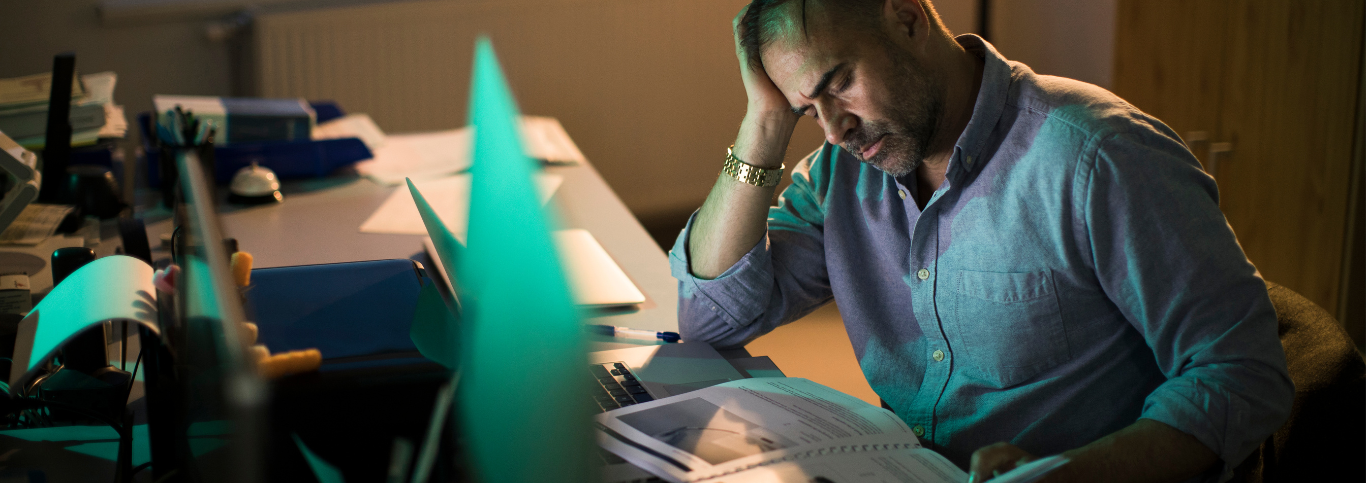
xmin=668 ymin=211 xmax=774 ymax=330
xmin=1140 ymin=377 xmax=1252 ymax=482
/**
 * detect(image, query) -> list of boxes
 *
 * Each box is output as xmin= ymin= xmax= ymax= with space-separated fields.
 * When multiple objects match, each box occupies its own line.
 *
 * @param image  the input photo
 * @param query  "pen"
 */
xmin=587 ymin=325 xmax=681 ymax=343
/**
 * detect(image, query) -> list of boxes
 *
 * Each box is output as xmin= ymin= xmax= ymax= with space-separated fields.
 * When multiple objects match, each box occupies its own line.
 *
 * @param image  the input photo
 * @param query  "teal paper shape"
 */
xmin=456 ymin=37 xmax=594 ymax=482
xmin=0 ymin=423 xmax=226 ymax=467
xmin=407 ymin=177 xmax=464 ymax=293
xmin=292 ymin=433 xmax=345 ymax=483
xmin=11 ymin=255 xmax=156 ymax=394
xmin=409 ymin=280 xmax=461 ymax=369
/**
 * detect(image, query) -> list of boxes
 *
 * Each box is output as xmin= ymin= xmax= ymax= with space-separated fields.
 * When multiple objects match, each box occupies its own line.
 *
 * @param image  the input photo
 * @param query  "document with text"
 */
xmin=596 ymin=378 xmax=1067 ymax=483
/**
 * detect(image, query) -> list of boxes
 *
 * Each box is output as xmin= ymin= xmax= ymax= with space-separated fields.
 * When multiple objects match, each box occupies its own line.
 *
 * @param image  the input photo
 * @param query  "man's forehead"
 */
xmin=760 ymin=1 xmax=863 ymax=92
xmin=762 ymin=28 xmax=847 ymax=97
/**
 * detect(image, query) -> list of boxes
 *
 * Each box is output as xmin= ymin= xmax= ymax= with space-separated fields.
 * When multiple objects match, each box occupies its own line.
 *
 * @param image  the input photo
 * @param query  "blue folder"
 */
xmin=245 ymin=259 xmax=430 ymax=365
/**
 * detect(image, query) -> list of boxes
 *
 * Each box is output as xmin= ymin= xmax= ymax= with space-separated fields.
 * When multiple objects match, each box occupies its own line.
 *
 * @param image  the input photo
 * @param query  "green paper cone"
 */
xmin=456 ymin=37 xmax=594 ymax=482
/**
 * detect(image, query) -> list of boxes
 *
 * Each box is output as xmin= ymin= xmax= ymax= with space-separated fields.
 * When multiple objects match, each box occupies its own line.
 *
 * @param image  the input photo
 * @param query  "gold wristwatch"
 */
xmin=722 ymin=145 xmax=784 ymax=187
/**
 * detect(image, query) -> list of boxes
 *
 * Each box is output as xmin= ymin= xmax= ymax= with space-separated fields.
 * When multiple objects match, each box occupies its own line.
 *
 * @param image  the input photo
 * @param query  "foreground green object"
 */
xmin=293 ymin=433 xmax=344 ymax=483
xmin=456 ymin=37 xmax=594 ymax=482
xmin=409 ymin=280 xmax=461 ymax=370
xmin=406 ymin=179 xmax=463 ymax=369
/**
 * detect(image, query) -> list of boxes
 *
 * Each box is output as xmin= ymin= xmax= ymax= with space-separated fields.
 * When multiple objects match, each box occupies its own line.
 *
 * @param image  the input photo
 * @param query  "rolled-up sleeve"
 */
xmin=669 ymin=147 xmax=835 ymax=348
xmin=1081 ymin=128 xmax=1295 ymax=474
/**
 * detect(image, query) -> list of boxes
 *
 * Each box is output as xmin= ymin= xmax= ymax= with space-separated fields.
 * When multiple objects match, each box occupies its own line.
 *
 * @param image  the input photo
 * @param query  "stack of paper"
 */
xmin=0 ymin=72 xmax=127 ymax=149
xmin=0 ymin=204 xmax=75 ymax=245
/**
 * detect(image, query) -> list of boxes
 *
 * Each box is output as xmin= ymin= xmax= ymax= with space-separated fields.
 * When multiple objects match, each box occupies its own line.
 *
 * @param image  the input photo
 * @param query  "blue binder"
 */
xmin=245 ymin=258 xmax=433 ymax=369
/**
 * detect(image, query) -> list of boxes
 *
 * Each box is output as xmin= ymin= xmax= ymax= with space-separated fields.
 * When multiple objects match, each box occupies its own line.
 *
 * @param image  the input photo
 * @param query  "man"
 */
xmin=668 ymin=0 xmax=1294 ymax=481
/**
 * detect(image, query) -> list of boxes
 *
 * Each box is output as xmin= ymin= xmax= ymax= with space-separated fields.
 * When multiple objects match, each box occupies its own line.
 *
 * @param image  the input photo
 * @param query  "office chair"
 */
xmin=1233 ymin=281 xmax=1366 ymax=482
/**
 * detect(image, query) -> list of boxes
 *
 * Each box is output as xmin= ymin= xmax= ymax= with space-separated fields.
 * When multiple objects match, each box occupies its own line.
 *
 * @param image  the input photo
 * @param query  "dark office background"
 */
xmin=0 ymin=0 xmax=1360 ymax=348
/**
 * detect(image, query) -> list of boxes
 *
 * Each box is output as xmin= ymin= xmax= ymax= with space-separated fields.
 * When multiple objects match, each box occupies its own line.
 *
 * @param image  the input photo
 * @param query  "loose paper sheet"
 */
xmin=0 ymin=204 xmax=75 ymax=245
xmin=357 ymin=129 xmax=471 ymax=185
xmin=354 ymin=115 xmax=587 ymax=185
xmin=358 ymin=173 xmax=562 ymax=239
xmin=312 ymin=113 xmax=387 ymax=149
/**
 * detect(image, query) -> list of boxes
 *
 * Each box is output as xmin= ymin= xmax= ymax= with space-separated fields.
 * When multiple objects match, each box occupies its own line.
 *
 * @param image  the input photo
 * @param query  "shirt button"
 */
xmin=932 ymin=350 xmax=945 ymax=362
xmin=898 ymin=189 xmax=907 ymax=200
xmin=966 ymin=155 xmax=974 ymax=166
xmin=912 ymin=425 xmax=925 ymax=437
xmin=917 ymin=268 xmax=929 ymax=280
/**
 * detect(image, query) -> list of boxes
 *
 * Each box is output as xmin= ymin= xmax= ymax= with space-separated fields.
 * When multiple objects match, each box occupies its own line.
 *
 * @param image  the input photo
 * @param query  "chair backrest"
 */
xmin=1234 ymin=281 xmax=1365 ymax=481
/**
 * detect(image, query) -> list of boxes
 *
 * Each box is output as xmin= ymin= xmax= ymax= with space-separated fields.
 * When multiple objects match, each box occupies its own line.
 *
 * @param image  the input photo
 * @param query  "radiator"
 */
xmin=249 ymin=0 xmax=802 ymax=218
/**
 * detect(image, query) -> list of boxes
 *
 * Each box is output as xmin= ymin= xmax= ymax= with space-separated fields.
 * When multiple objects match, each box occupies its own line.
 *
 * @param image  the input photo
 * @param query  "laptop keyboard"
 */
xmin=590 ymin=361 xmax=654 ymax=412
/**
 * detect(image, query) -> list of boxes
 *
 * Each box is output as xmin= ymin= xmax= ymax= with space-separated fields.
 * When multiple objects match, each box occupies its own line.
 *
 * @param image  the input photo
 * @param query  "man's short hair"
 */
xmin=737 ymin=0 xmax=948 ymax=72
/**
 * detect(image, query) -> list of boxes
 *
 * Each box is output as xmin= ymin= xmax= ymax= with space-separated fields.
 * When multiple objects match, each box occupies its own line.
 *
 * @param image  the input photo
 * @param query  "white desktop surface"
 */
xmin=144 ymin=159 xmax=681 ymax=337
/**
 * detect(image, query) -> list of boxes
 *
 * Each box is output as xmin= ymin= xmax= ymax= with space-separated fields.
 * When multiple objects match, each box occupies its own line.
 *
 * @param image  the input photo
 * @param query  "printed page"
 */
xmin=701 ymin=451 xmax=1068 ymax=483
xmin=0 ymin=204 xmax=75 ymax=245
xmin=700 ymin=446 xmax=966 ymax=483
xmin=596 ymin=378 xmax=919 ymax=482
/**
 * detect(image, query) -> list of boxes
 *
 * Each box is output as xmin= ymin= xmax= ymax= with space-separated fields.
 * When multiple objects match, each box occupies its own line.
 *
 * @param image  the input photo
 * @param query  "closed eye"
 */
xmin=833 ymin=72 xmax=853 ymax=94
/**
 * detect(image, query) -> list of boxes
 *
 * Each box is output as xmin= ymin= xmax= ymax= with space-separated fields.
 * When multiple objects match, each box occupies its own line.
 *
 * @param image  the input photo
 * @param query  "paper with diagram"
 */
xmin=596 ymin=377 xmax=1067 ymax=483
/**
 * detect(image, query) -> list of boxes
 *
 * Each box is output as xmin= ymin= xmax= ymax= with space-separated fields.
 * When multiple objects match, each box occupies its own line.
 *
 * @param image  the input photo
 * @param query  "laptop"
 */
xmin=422 ymin=229 xmax=646 ymax=309
xmin=409 ymin=182 xmax=745 ymax=407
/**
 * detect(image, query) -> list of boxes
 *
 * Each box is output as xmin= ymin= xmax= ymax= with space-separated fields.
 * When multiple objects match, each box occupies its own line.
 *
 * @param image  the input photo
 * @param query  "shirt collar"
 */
xmin=950 ymin=34 xmax=1012 ymax=173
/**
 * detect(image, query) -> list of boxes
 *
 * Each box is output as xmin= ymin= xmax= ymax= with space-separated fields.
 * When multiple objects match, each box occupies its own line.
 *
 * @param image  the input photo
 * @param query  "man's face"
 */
xmin=762 ymin=10 xmax=944 ymax=177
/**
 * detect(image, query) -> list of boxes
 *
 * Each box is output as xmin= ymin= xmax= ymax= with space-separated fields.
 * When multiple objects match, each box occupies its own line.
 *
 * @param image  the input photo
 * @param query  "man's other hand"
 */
xmin=965 ymin=419 xmax=1220 ymax=483
xmin=968 ymin=442 xmax=1037 ymax=482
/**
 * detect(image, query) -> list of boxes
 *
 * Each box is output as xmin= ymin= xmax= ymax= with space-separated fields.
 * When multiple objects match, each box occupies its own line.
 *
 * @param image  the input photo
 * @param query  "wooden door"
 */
xmin=1216 ymin=0 xmax=1363 ymax=312
xmin=1113 ymin=0 xmax=1231 ymax=169
xmin=1114 ymin=0 xmax=1364 ymax=315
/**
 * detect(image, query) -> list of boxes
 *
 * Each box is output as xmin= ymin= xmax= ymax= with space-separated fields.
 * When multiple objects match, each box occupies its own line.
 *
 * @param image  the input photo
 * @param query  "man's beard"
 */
xmin=843 ymin=46 xmax=944 ymax=178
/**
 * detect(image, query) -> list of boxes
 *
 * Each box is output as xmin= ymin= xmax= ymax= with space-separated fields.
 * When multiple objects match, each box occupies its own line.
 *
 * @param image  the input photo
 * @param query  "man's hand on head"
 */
xmin=732 ymin=2 xmax=800 ymax=168
xmin=968 ymin=442 xmax=1038 ymax=482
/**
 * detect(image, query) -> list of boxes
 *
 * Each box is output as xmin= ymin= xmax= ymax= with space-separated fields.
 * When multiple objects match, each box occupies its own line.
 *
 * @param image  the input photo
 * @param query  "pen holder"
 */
xmin=151 ymin=107 xmax=220 ymax=209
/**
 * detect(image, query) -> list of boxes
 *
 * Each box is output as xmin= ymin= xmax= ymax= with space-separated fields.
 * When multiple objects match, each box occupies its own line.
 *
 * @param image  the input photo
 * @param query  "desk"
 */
xmin=144 ymin=158 xmax=682 ymax=344
xmin=2 ymin=156 xmax=776 ymax=482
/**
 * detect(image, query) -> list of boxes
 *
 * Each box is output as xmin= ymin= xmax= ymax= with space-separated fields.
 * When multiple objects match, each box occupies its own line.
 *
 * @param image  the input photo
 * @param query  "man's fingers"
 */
xmin=968 ymin=442 xmax=1031 ymax=481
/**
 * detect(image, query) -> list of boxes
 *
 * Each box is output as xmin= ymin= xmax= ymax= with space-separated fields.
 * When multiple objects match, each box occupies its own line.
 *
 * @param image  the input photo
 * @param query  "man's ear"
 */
xmin=884 ymin=0 xmax=928 ymax=41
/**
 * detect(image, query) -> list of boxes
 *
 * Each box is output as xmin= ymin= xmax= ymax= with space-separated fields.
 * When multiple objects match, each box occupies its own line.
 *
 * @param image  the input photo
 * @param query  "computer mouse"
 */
xmin=228 ymin=162 xmax=284 ymax=205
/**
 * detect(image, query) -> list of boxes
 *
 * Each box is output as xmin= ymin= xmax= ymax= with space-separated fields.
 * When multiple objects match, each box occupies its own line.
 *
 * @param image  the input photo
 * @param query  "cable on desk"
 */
xmin=124 ymin=348 xmax=144 ymax=406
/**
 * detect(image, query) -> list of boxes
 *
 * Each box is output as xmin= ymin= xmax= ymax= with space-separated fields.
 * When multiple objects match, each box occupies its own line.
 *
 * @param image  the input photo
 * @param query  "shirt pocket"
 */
xmin=953 ymin=269 xmax=1072 ymax=388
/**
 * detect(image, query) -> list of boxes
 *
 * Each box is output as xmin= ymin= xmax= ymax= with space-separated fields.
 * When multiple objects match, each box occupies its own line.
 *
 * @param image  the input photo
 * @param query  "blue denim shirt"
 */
xmin=669 ymin=36 xmax=1292 ymax=477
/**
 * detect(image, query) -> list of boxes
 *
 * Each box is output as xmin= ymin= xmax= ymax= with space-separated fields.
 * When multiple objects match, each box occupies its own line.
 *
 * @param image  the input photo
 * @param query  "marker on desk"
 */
xmin=588 ymin=325 xmax=681 ymax=343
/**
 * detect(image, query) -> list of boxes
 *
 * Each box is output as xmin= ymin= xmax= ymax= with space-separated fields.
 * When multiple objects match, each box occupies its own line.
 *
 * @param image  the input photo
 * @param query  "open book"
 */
xmin=596 ymin=378 xmax=1067 ymax=483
